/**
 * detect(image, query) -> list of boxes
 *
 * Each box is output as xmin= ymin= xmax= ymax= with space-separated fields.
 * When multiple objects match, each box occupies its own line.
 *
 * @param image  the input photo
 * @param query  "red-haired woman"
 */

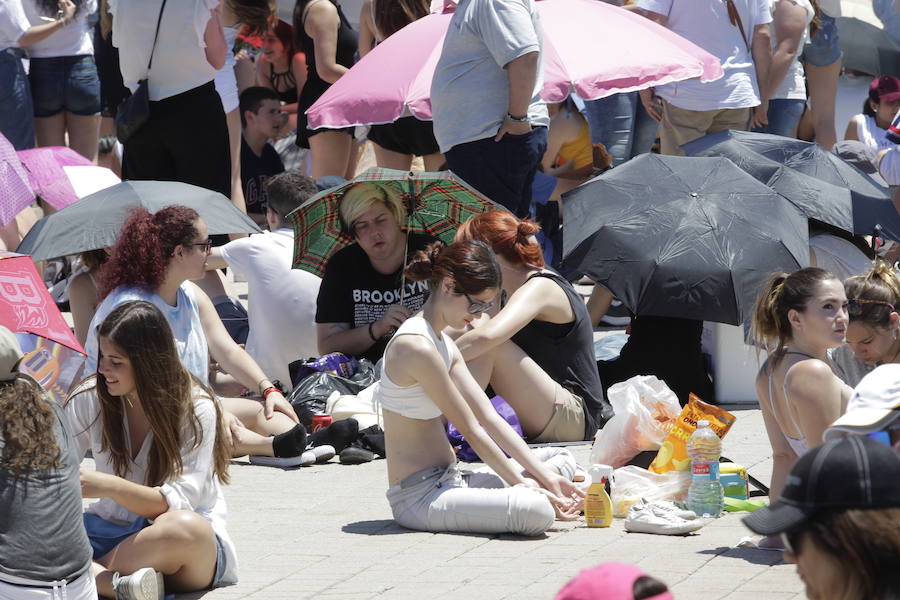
xmin=83 ymin=206 xmax=311 ymax=466
xmin=455 ymin=210 xmax=612 ymax=443
xmin=255 ymin=19 xmax=306 ymax=134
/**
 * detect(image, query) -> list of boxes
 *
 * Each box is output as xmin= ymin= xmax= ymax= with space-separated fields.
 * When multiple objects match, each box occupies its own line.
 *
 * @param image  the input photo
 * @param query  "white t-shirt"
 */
xmin=21 ymin=0 xmax=95 ymax=57
xmin=879 ymin=145 xmax=900 ymax=186
xmin=220 ymin=229 xmax=321 ymax=390
xmin=66 ymin=379 xmax=237 ymax=585
xmin=108 ymin=0 xmax=218 ymax=101
xmin=637 ymin=0 xmax=772 ymax=111
xmin=0 ymin=1 xmax=30 ymax=50
xmin=768 ymin=0 xmax=813 ymax=101
xmin=850 ymin=114 xmax=896 ymax=152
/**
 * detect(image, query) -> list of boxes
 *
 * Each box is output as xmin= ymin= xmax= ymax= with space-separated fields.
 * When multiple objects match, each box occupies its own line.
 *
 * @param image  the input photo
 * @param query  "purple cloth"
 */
xmin=447 ymin=395 xmax=523 ymax=462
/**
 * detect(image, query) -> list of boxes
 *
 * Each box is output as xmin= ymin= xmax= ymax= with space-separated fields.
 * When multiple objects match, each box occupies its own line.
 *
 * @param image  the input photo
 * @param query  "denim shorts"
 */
xmin=28 ymin=55 xmax=101 ymax=117
xmin=800 ymin=12 xmax=842 ymax=67
xmin=0 ymin=48 xmax=35 ymax=149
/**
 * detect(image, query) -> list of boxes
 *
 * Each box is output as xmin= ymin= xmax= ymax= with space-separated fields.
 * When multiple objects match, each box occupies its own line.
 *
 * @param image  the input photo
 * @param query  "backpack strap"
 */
xmin=726 ymin=0 xmax=750 ymax=52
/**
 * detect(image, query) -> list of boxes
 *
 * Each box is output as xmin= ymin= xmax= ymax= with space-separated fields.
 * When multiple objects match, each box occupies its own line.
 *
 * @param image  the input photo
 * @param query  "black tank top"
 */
xmin=297 ymin=0 xmax=357 ymax=104
xmin=511 ymin=271 xmax=613 ymax=438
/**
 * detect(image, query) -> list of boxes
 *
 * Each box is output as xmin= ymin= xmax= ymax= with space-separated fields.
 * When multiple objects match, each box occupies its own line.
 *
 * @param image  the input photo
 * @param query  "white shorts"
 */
xmin=214 ymin=64 xmax=239 ymax=114
xmin=0 ymin=570 xmax=96 ymax=600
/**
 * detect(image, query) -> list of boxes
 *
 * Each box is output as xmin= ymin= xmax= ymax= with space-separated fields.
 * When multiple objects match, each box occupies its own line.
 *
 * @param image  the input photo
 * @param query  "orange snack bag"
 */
xmin=649 ymin=394 xmax=736 ymax=474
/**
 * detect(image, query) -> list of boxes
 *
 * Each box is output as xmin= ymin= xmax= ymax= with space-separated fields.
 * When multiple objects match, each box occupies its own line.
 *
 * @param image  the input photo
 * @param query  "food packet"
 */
xmin=649 ymin=394 xmax=736 ymax=474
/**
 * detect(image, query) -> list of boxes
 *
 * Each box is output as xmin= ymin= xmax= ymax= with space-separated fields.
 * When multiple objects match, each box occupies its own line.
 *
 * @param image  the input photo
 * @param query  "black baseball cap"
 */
xmin=743 ymin=436 xmax=900 ymax=536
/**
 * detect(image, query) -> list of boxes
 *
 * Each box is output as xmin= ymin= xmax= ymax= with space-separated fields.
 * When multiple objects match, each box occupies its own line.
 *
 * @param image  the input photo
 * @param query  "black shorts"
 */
xmin=368 ymin=116 xmax=440 ymax=157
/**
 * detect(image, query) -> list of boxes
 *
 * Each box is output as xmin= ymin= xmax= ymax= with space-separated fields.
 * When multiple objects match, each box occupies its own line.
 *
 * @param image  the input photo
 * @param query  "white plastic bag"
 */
xmin=611 ymin=465 xmax=691 ymax=517
xmin=589 ymin=375 xmax=681 ymax=468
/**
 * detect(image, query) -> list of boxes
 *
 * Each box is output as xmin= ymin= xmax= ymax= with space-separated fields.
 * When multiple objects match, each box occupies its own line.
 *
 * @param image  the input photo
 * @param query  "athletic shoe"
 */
xmin=644 ymin=499 xmax=698 ymax=520
xmin=339 ymin=446 xmax=375 ymax=464
xmin=598 ymin=299 xmax=631 ymax=327
xmin=112 ymin=568 xmax=163 ymax=600
xmin=624 ymin=501 xmax=704 ymax=535
xmin=299 ymin=444 xmax=336 ymax=466
xmin=248 ymin=454 xmax=306 ymax=468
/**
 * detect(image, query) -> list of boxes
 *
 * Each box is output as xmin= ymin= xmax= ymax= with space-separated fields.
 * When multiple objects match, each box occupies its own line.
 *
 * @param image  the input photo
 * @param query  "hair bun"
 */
xmin=405 ymin=240 xmax=447 ymax=282
xmin=516 ymin=220 xmax=538 ymax=240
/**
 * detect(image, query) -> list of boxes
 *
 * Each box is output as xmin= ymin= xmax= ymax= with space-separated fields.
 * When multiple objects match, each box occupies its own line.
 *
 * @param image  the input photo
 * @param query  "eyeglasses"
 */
xmin=456 ymin=289 xmax=495 ymax=314
xmin=847 ymin=298 xmax=895 ymax=317
xmin=187 ymin=240 xmax=213 ymax=254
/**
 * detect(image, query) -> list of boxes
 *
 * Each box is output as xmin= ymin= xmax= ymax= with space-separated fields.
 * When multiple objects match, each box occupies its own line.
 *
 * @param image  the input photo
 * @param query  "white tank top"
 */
xmin=374 ymin=316 xmax=452 ymax=420
xmin=855 ymin=114 xmax=895 ymax=151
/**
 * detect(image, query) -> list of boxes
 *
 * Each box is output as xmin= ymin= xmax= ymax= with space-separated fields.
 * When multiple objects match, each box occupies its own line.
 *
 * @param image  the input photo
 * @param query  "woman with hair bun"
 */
xmin=378 ymin=239 xmax=583 ymax=536
xmin=750 ymin=267 xmax=851 ymax=545
xmin=454 ymin=210 xmax=612 ymax=444
xmin=833 ymin=262 xmax=900 ymax=386
xmin=83 ymin=205 xmax=313 ymax=466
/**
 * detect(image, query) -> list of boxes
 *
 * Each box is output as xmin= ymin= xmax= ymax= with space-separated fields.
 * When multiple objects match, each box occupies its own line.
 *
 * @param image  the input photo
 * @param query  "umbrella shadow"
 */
xmin=342 ymin=519 xmax=419 ymax=536
xmin=698 ymin=545 xmax=786 ymax=566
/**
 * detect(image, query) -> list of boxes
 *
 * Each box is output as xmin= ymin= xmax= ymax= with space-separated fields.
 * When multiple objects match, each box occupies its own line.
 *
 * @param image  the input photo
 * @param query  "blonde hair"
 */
xmin=339 ymin=182 xmax=405 ymax=233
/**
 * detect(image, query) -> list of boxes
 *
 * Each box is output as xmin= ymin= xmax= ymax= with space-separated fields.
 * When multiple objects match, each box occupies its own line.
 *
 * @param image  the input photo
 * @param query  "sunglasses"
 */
xmin=847 ymin=298 xmax=895 ymax=317
xmin=187 ymin=239 xmax=213 ymax=254
xmin=456 ymin=289 xmax=495 ymax=314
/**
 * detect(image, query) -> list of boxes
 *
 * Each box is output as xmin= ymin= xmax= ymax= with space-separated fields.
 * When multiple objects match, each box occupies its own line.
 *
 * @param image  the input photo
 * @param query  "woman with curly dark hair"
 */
xmin=0 ymin=325 xmax=97 ymax=599
xmin=67 ymin=301 xmax=235 ymax=598
xmin=83 ymin=205 xmax=313 ymax=467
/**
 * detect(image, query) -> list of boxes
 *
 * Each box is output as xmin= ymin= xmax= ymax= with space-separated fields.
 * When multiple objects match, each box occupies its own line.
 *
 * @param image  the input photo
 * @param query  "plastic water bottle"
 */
xmin=687 ymin=420 xmax=724 ymax=517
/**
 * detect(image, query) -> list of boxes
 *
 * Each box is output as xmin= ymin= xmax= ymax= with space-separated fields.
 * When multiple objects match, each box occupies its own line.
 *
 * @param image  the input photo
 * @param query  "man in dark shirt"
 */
xmin=240 ymin=87 xmax=286 ymax=223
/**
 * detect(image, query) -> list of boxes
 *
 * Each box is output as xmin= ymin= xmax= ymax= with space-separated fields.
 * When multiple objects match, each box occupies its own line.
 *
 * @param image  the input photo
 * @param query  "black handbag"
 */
xmin=115 ymin=0 xmax=168 ymax=144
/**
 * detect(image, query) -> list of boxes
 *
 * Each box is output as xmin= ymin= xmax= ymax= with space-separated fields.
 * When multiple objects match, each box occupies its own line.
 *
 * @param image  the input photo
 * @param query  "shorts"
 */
xmin=368 ymin=117 xmax=440 ymax=157
xmin=214 ymin=63 xmax=239 ymax=114
xmin=800 ymin=13 xmax=842 ymax=67
xmin=213 ymin=296 xmax=249 ymax=345
xmin=0 ymin=48 xmax=35 ymax=150
xmin=0 ymin=569 xmax=97 ymax=600
xmin=28 ymin=55 xmax=101 ymax=118
xmin=531 ymin=385 xmax=587 ymax=443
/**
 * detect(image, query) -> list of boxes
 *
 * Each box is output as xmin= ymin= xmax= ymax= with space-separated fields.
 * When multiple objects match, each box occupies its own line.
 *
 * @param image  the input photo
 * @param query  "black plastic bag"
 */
xmin=287 ymin=359 xmax=377 ymax=428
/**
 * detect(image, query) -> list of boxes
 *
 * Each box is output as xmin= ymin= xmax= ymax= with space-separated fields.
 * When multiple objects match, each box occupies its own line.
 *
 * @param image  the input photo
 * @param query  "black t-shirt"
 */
xmin=315 ymin=233 xmax=434 ymax=362
xmin=240 ymin=137 xmax=284 ymax=215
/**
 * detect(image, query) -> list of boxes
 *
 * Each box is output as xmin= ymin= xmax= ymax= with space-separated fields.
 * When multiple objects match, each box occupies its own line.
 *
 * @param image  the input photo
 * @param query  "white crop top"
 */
xmin=374 ymin=316 xmax=453 ymax=420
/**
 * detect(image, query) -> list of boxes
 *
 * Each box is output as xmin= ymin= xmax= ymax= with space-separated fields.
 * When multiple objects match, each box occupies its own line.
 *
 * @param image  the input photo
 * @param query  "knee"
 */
xmin=508 ymin=487 xmax=555 ymax=536
xmin=153 ymin=511 xmax=215 ymax=548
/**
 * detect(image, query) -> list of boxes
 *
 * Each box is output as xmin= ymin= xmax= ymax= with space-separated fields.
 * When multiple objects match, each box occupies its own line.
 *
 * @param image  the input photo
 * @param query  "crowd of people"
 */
xmin=3 ymin=0 xmax=900 ymax=598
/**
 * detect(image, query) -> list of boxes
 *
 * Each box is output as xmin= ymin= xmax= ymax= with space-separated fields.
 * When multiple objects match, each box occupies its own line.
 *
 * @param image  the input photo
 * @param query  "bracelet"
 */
xmin=506 ymin=112 xmax=528 ymax=123
xmin=368 ymin=321 xmax=379 ymax=342
xmin=262 ymin=386 xmax=279 ymax=399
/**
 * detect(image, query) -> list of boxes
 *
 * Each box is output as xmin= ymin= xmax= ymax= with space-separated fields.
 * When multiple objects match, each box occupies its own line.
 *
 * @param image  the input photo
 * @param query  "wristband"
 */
xmin=368 ymin=321 xmax=379 ymax=342
xmin=262 ymin=386 xmax=279 ymax=399
xmin=506 ymin=113 xmax=528 ymax=123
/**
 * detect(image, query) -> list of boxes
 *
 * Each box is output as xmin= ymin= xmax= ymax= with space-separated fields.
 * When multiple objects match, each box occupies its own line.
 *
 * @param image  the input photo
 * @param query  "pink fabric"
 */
xmin=307 ymin=0 xmax=723 ymax=129
xmin=0 ymin=135 xmax=35 ymax=227
xmin=17 ymin=146 xmax=92 ymax=210
xmin=555 ymin=563 xmax=674 ymax=600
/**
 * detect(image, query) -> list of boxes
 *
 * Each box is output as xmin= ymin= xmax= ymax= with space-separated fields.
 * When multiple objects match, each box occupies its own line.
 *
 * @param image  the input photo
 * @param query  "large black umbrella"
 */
xmin=562 ymin=154 xmax=809 ymax=325
xmin=837 ymin=17 xmax=900 ymax=78
xmin=682 ymin=129 xmax=900 ymax=240
xmin=17 ymin=180 xmax=261 ymax=261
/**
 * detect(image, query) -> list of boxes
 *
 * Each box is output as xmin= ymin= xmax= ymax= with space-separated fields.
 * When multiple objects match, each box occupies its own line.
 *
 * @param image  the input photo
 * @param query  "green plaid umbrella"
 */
xmin=289 ymin=168 xmax=502 ymax=276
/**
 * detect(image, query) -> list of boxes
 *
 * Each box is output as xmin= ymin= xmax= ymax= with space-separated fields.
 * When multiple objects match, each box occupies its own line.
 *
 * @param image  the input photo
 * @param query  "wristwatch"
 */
xmin=506 ymin=113 xmax=529 ymax=123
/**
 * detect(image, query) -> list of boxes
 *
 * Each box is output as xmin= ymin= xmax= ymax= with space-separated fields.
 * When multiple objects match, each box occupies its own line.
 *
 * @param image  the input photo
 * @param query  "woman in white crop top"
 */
xmin=750 ymin=267 xmax=852 ymax=548
xmin=377 ymin=240 xmax=584 ymax=536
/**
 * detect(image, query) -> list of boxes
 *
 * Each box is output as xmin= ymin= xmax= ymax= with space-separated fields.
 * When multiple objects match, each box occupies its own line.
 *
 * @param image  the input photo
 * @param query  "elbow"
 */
xmin=207 ymin=53 xmax=227 ymax=71
xmin=316 ymin=65 xmax=342 ymax=84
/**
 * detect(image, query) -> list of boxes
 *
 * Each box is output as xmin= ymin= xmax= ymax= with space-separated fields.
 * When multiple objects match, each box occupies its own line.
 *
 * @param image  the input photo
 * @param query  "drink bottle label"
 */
xmin=691 ymin=461 xmax=719 ymax=480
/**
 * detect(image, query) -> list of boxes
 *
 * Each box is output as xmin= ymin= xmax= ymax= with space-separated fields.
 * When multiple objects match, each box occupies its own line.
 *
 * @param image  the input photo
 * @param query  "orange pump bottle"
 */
xmin=585 ymin=464 xmax=614 ymax=528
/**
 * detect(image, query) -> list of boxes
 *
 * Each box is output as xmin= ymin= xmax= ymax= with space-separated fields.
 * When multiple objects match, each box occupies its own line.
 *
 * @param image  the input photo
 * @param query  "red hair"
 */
xmin=98 ymin=206 xmax=200 ymax=300
xmin=455 ymin=210 xmax=544 ymax=267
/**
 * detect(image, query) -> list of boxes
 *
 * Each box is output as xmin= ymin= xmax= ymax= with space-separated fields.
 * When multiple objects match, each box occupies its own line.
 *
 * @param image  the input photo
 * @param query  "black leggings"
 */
xmin=122 ymin=81 xmax=230 ymax=198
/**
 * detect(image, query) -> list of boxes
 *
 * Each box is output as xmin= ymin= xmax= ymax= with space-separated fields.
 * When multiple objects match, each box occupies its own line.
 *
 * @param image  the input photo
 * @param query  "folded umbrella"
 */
xmin=17 ymin=180 xmax=261 ymax=262
xmin=562 ymin=155 xmax=810 ymax=325
xmin=682 ymin=129 xmax=900 ymax=240
xmin=837 ymin=17 xmax=900 ymax=78
xmin=0 ymin=134 xmax=34 ymax=226
xmin=288 ymin=168 xmax=502 ymax=276
xmin=307 ymin=0 xmax=723 ymax=128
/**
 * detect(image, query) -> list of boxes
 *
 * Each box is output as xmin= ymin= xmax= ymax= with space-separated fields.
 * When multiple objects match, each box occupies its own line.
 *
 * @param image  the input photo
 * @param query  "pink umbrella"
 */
xmin=0 ymin=134 xmax=35 ymax=227
xmin=307 ymin=0 xmax=723 ymax=129
xmin=17 ymin=146 xmax=95 ymax=210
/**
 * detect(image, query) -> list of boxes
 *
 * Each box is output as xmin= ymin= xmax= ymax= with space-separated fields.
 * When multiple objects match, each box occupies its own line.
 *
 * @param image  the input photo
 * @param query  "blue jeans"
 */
xmin=28 ymin=55 xmax=101 ymax=117
xmin=800 ymin=12 xmax=842 ymax=67
xmin=581 ymin=91 xmax=658 ymax=167
xmin=444 ymin=126 xmax=548 ymax=218
xmin=752 ymin=98 xmax=806 ymax=137
xmin=0 ymin=48 xmax=35 ymax=150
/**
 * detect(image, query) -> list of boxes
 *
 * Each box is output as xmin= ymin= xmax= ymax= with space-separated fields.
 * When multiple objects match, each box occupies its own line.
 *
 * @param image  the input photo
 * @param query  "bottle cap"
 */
xmin=588 ymin=464 xmax=613 ymax=481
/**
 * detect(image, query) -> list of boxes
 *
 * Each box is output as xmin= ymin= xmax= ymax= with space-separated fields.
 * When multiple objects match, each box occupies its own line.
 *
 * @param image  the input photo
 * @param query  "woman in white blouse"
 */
xmin=67 ymin=301 xmax=236 ymax=599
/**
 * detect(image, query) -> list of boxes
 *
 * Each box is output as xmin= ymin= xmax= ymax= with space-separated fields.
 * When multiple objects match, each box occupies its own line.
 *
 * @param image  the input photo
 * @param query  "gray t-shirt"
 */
xmin=431 ymin=0 xmax=550 ymax=153
xmin=0 ymin=394 xmax=93 ymax=582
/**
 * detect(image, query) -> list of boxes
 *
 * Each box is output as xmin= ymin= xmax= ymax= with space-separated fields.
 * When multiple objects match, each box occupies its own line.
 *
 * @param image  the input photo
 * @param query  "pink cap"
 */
xmin=869 ymin=75 xmax=900 ymax=103
xmin=555 ymin=563 xmax=674 ymax=600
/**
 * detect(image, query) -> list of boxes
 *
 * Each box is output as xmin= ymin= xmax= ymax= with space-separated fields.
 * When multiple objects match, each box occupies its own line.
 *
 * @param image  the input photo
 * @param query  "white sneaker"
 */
xmin=112 ymin=568 xmax=163 ymax=600
xmin=299 ymin=444 xmax=336 ymax=466
xmin=249 ymin=454 xmax=306 ymax=468
xmin=624 ymin=501 xmax=705 ymax=536
xmin=645 ymin=499 xmax=698 ymax=520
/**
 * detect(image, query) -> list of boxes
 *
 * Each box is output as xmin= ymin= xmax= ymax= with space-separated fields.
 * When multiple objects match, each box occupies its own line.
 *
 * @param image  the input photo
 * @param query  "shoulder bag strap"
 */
xmin=147 ymin=0 xmax=169 ymax=72
xmin=726 ymin=0 xmax=750 ymax=52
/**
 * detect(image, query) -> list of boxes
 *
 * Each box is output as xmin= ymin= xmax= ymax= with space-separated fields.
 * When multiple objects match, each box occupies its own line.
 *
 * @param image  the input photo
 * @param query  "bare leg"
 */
xmin=803 ymin=59 xmax=841 ymax=149
xmin=309 ymin=130 xmax=354 ymax=179
xmin=97 ymin=116 xmax=122 ymax=177
xmin=220 ymin=397 xmax=298 ymax=456
xmin=586 ymin=285 xmax=614 ymax=327
xmin=93 ymin=511 xmax=217 ymax=597
xmin=372 ymin=143 xmax=413 ymax=171
xmin=66 ymin=112 xmax=101 ymax=162
xmin=33 ymin=114 xmax=66 ymax=148
xmin=465 ymin=340 xmax=557 ymax=438
xmin=423 ymin=152 xmax=446 ymax=171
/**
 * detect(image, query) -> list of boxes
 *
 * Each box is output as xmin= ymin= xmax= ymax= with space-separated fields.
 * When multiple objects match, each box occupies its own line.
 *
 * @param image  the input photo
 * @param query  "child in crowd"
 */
xmin=239 ymin=86 xmax=287 ymax=225
xmin=0 ymin=326 xmax=97 ymax=599
xmin=68 ymin=301 xmax=236 ymax=598
xmin=378 ymin=239 xmax=583 ymax=536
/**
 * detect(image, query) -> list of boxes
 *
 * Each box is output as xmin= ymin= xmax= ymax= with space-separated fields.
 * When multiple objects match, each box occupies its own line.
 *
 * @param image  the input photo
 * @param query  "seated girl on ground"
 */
xmin=378 ymin=239 xmax=583 ymax=536
xmin=750 ymin=267 xmax=851 ymax=546
xmin=453 ymin=211 xmax=612 ymax=443
xmin=67 ymin=301 xmax=236 ymax=599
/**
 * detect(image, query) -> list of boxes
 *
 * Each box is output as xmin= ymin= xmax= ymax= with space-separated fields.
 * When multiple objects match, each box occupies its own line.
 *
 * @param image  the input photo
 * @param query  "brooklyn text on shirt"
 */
xmin=351 ymin=280 xmax=428 ymax=305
